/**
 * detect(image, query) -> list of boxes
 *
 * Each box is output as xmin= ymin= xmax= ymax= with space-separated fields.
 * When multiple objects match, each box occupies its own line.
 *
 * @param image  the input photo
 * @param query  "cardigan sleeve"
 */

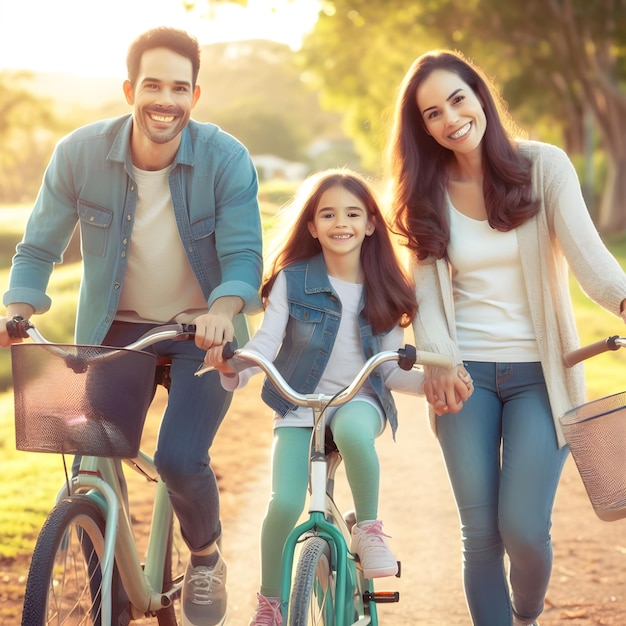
xmin=541 ymin=143 xmax=626 ymax=316
xmin=411 ymin=255 xmax=464 ymax=365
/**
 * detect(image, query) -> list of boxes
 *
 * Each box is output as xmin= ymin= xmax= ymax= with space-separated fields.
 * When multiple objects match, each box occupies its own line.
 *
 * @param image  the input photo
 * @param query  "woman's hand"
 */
xmin=423 ymin=364 xmax=474 ymax=414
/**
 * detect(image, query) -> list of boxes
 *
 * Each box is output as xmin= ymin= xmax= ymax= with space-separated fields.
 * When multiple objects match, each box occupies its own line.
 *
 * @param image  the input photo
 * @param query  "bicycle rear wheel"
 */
xmin=21 ymin=495 xmax=127 ymax=626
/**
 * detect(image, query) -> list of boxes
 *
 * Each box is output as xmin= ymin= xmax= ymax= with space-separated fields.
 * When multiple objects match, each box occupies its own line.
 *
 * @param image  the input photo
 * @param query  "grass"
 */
xmin=2 ymin=200 xmax=626 ymax=561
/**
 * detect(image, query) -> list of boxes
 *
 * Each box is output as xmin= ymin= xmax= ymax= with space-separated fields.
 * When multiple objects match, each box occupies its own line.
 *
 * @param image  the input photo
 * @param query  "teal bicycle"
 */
xmin=198 ymin=341 xmax=452 ymax=625
xmin=8 ymin=317 xmax=197 ymax=625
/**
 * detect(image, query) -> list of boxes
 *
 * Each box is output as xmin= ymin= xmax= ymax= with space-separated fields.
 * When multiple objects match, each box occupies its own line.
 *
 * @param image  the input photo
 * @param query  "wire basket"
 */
xmin=559 ymin=391 xmax=626 ymax=521
xmin=11 ymin=342 xmax=157 ymax=458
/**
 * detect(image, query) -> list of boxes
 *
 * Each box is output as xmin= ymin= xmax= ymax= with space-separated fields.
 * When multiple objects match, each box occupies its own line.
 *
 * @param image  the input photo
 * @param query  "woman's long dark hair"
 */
xmin=263 ymin=169 xmax=417 ymax=334
xmin=386 ymin=49 xmax=539 ymax=260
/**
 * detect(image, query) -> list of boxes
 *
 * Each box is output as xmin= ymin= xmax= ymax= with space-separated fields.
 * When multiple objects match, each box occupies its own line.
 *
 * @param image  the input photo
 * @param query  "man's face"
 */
xmin=124 ymin=47 xmax=199 ymax=147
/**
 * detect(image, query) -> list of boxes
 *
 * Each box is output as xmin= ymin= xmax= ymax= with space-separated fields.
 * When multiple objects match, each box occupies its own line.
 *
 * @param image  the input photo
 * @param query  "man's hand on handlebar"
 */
xmin=193 ymin=296 xmax=243 ymax=351
xmin=1 ymin=304 xmax=36 ymax=348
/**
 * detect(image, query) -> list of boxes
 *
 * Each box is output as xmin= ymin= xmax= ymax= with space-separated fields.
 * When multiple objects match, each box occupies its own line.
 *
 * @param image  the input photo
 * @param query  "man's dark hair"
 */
xmin=126 ymin=27 xmax=201 ymax=87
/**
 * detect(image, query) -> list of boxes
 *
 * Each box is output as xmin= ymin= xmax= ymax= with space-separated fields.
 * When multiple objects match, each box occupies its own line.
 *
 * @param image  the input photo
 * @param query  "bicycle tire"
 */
xmin=21 ymin=494 xmax=128 ymax=626
xmin=289 ymin=535 xmax=360 ymax=626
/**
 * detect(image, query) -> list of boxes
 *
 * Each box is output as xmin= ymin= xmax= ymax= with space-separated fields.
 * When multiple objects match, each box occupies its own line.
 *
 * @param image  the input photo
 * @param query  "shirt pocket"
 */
xmin=288 ymin=303 xmax=323 ymax=347
xmin=77 ymin=200 xmax=113 ymax=258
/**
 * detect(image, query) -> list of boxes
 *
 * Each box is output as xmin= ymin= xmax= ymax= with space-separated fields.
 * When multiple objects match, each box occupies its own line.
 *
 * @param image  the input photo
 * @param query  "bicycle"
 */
xmin=560 ymin=334 xmax=626 ymax=522
xmin=197 ymin=341 xmax=453 ymax=625
xmin=7 ymin=316 xmax=199 ymax=626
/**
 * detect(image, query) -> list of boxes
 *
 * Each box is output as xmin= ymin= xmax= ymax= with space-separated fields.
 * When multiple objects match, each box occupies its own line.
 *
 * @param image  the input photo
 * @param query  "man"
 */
xmin=0 ymin=27 xmax=263 ymax=626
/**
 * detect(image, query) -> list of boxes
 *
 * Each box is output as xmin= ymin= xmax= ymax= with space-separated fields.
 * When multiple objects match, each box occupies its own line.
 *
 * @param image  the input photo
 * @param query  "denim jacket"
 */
xmin=4 ymin=114 xmax=263 ymax=344
xmin=261 ymin=254 xmax=399 ymax=435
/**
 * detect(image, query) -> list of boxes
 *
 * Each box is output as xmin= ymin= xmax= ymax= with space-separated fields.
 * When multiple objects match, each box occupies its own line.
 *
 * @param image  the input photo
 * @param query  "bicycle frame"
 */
xmin=66 ymin=451 xmax=179 ymax=623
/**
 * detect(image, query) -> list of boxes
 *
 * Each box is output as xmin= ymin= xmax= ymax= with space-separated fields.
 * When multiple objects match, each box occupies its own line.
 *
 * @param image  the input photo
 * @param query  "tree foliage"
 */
xmin=299 ymin=0 xmax=626 ymax=230
xmin=0 ymin=72 xmax=61 ymax=204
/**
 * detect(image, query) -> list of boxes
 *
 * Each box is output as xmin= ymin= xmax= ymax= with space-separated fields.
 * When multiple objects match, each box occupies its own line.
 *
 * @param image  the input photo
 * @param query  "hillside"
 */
xmin=26 ymin=39 xmax=351 ymax=157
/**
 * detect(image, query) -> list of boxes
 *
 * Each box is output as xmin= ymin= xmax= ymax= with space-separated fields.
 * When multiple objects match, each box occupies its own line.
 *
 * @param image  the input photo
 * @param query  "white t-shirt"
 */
xmin=447 ymin=200 xmax=540 ymax=362
xmin=116 ymin=165 xmax=207 ymax=324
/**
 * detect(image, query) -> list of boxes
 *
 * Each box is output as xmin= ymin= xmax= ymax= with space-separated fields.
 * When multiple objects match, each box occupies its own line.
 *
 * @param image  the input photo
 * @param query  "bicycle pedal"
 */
xmin=363 ymin=590 xmax=400 ymax=604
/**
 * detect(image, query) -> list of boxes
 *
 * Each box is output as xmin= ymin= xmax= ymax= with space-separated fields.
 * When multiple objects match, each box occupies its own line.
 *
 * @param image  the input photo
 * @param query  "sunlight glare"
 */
xmin=0 ymin=0 xmax=321 ymax=77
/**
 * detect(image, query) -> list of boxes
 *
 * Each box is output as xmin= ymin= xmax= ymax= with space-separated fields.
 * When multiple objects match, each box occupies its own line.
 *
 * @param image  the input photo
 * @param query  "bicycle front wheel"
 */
xmin=289 ymin=535 xmax=361 ymax=626
xmin=155 ymin=517 xmax=186 ymax=626
xmin=21 ymin=495 xmax=126 ymax=626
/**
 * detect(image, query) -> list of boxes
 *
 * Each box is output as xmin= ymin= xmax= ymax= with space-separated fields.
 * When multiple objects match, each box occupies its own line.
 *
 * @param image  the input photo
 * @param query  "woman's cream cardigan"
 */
xmin=412 ymin=140 xmax=626 ymax=448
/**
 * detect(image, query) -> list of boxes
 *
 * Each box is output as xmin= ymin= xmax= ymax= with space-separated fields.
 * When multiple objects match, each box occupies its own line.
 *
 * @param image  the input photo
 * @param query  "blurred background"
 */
xmin=1 ymin=2 xmax=625 ymax=621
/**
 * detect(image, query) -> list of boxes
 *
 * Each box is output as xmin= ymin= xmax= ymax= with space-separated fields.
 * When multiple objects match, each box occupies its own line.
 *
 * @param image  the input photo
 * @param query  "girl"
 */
xmin=386 ymin=49 xmax=626 ymax=626
xmin=205 ymin=168 xmax=456 ymax=626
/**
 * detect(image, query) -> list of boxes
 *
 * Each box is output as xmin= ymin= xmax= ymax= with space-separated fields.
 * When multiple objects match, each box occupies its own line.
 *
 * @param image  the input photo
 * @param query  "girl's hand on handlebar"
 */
xmin=424 ymin=364 xmax=474 ymax=414
xmin=203 ymin=344 xmax=236 ymax=375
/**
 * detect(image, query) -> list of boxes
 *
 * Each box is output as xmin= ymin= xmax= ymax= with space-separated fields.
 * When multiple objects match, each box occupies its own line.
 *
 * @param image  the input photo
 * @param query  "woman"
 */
xmin=386 ymin=49 xmax=626 ymax=626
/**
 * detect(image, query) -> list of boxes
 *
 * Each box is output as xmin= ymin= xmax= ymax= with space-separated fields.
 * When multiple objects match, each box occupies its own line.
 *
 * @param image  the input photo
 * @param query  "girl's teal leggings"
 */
xmin=259 ymin=401 xmax=383 ymax=597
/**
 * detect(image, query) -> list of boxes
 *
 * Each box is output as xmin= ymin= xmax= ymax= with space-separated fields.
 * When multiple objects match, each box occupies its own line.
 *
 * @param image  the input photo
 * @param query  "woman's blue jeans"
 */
xmin=103 ymin=321 xmax=232 ymax=553
xmin=436 ymin=362 xmax=569 ymax=626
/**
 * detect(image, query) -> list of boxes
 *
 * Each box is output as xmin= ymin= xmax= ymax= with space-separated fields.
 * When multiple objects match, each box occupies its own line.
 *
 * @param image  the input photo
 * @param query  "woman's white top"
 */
xmin=448 ymin=201 xmax=540 ymax=361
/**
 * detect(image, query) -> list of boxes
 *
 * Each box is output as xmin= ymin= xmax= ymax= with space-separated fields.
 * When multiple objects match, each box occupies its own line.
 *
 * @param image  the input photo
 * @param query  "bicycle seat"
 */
xmin=155 ymin=356 xmax=173 ymax=390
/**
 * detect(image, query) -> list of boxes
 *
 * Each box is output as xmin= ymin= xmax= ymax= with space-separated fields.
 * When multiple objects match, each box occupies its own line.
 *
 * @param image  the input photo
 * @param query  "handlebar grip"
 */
xmin=6 ymin=316 xmax=32 ymax=339
xmin=222 ymin=339 xmax=238 ymax=360
xmin=415 ymin=351 xmax=454 ymax=369
xmin=563 ymin=336 xmax=620 ymax=368
xmin=398 ymin=344 xmax=417 ymax=371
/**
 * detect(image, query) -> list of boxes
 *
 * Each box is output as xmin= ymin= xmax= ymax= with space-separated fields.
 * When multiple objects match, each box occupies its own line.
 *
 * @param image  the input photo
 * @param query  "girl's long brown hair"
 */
xmin=263 ymin=169 xmax=417 ymax=334
xmin=386 ymin=49 xmax=539 ymax=261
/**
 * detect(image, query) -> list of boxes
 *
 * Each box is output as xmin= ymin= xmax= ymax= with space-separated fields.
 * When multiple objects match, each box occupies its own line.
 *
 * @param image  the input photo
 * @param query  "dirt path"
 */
xmin=2 ymin=382 xmax=625 ymax=625
xmin=220 ymin=390 xmax=626 ymax=626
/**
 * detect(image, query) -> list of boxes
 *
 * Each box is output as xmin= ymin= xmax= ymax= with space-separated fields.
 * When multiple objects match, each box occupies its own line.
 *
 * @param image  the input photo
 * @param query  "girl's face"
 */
xmin=307 ymin=185 xmax=375 ymax=260
xmin=416 ymin=68 xmax=486 ymax=157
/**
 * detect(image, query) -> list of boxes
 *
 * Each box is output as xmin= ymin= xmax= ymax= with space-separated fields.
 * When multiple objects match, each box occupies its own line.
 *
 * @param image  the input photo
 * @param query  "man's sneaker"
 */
xmin=248 ymin=593 xmax=282 ymax=626
xmin=181 ymin=548 xmax=227 ymax=626
xmin=350 ymin=520 xmax=399 ymax=578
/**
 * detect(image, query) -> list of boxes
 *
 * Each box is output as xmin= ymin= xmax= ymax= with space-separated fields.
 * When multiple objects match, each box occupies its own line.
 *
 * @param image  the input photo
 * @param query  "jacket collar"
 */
xmin=303 ymin=254 xmax=334 ymax=294
xmin=106 ymin=114 xmax=194 ymax=168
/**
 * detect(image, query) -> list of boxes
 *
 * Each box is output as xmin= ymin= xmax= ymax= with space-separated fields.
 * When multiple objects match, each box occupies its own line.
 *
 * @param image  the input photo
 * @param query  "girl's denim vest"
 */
xmin=261 ymin=254 xmax=399 ymax=436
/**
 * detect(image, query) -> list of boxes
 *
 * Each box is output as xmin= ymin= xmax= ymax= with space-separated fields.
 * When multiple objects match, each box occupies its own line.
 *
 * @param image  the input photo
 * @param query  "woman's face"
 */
xmin=415 ymin=68 xmax=486 ymax=157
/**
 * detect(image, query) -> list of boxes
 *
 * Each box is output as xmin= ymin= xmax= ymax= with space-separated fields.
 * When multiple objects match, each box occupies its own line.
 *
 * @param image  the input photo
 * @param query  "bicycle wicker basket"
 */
xmin=559 ymin=391 xmax=626 ymax=522
xmin=11 ymin=342 xmax=157 ymax=458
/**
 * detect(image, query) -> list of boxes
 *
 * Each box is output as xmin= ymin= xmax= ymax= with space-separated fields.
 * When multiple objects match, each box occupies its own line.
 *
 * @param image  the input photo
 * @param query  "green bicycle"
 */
xmin=199 ymin=341 xmax=452 ymax=625
xmin=8 ymin=317 xmax=198 ymax=625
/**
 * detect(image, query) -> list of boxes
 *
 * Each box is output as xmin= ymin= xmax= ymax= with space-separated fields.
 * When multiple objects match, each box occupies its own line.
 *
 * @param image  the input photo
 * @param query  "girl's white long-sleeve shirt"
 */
xmin=220 ymin=271 xmax=425 ymax=419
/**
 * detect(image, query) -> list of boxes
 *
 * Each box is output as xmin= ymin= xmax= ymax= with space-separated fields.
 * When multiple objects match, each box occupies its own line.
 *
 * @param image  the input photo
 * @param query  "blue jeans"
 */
xmin=436 ymin=362 xmax=569 ymax=626
xmin=104 ymin=321 xmax=231 ymax=552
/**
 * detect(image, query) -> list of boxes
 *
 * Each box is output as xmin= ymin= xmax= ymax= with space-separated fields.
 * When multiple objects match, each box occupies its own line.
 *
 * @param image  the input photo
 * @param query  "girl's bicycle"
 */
xmin=7 ymin=316 xmax=198 ymax=626
xmin=197 ymin=341 xmax=453 ymax=625
xmin=560 ymin=335 xmax=626 ymax=522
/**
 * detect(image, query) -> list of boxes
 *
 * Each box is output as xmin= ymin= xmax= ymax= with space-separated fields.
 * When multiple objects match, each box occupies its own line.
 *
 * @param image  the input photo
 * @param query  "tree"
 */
xmin=0 ymin=71 xmax=60 ymax=203
xmin=298 ymin=0 xmax=626 ymax=231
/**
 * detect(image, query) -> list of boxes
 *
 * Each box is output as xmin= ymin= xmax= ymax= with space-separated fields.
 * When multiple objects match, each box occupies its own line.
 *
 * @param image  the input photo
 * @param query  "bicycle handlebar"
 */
xmin=196 ymin=340 xmax=453 ymax=409
xmin=563 ymin=335 xmax=626 ymax=368
xmin=6 ymin=316 xmax=197 ymax=351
